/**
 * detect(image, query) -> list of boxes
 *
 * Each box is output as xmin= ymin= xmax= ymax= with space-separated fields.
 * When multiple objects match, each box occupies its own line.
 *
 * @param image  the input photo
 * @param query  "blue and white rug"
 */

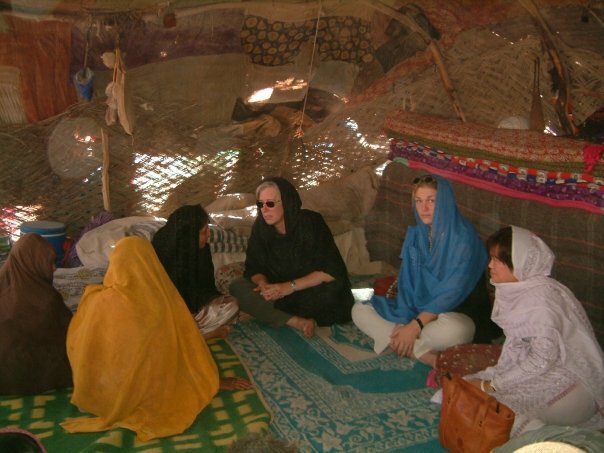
xmin=228 ymin=320 xmax=444 ymax=452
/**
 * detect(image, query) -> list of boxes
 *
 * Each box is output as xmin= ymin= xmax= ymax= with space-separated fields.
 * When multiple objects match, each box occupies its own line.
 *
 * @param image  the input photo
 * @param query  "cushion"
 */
xmin=436 ymin=343 xmax=503 ymax=382
xmin=76 ymin=216 xmax=160 ymax=268
xmin=215 ymin=261 xmax=245 ymax=295
xmin=77 ymin=216 xmax=248 ymax=268
xmin=53 ymin=266 xmax=106 ymax=312
xmin=126 ymin=219 xmax=166 ymax=241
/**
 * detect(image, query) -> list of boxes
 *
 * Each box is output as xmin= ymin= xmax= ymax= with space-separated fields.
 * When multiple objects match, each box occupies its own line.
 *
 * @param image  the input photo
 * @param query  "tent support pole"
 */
xmin=101 ymin=128 xmax=111 ymax=212
xmin=518 ymin=0 xmax=578 ymax=136
xmin=362 ymin=0 xmax=466 ymax=122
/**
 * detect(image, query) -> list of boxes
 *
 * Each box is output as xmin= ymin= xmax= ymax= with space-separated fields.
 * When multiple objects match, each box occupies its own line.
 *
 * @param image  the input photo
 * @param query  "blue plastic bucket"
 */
xmin=20 ymin=220 xmax=66 ymax=265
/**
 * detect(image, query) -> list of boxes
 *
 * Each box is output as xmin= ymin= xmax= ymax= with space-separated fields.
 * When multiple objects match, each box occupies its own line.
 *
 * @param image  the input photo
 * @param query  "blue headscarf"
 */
xmin=371 ymin=175 xmax=487 ymax=323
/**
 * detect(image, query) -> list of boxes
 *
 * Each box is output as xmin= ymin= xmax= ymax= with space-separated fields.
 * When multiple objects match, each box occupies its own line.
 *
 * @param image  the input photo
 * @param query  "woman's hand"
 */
xmin=219 ymin=377 xmax=253 ymax=391
xmin=258 ymin=282 xmax=294 ymax=301
xmin=389 ymin=322 xmax=421 ymax=358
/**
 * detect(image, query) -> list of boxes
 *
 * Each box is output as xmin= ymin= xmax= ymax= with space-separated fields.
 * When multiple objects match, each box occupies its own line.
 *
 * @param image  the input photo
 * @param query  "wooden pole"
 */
xmin=101 ymin=128 xmax=111 ymax=212
xmin=518 ymin=0 xmax=578 ymax=135
xmin=362 ymin=0 xmax=467 ymax=122
xmin=529 ymin=58 xmax=545 ymax=132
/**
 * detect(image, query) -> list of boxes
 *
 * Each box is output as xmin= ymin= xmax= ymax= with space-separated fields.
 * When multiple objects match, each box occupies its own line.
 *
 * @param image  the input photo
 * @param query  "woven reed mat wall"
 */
xmin=0 ymin=92 xmax=389 ymax=239
xmin=363 ymin=4 xmax=604 ymax=133
xmin=1 ymin=2 xmax=602 ymax=241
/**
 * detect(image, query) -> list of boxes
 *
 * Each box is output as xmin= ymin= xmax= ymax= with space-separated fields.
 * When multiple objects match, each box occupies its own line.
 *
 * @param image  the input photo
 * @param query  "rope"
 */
xmin=294 ymin=0 xmax=322 ymax=139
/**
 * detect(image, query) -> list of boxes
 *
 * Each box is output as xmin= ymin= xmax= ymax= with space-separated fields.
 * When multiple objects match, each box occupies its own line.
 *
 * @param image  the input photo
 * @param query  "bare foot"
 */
xmin=286 ymin=316 xmax=316 ymax=338
xmin=417 ymin=350 xmax=439 ymax=368
xmin=203 ymin=325 xmax=231 ymax=340
xmin=219 ymin=376 xmax=253 ymax=390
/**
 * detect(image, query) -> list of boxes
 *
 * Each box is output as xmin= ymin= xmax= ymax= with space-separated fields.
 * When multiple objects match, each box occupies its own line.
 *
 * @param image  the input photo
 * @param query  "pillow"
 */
xmin=53 ymin=266 xmax=106 ymax=312
xmin=209 ymin=226 xmax=248 ymax=254
xmin=215 ymin=261 xmax=245 ymax=295
xmin=435 ymin=343 xmax=503 ymax=385
xmin=373 ymin=275 xmax=397 ymax=297
xmin=64 ymin=211 xmax=115 ymax=268
xmin=126 ymin=219 xmax=167 ymax=241
xmin=75 ymin=216 xmax=161 ymax=268
xmin=300 ymin=165 xmax=380 ymax=235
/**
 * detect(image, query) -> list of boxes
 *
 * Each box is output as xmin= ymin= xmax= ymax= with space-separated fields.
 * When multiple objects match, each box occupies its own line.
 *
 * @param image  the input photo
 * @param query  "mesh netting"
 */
xmin=0 ymin=94 xmax=390 ymax=239
xmin=0 ymin=2 xmax=602 ymax=240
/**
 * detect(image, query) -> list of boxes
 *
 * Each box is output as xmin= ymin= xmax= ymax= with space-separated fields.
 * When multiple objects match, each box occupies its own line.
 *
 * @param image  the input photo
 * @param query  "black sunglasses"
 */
xmin=412 ymin=175 xmax=436 ymax=185
xmin=256 ymin=200 xmax=281 ymax=209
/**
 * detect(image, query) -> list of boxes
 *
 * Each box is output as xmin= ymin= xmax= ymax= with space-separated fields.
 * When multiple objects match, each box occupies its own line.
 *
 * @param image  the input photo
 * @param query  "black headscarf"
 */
xmin=245 ymin=177 xmax=349 ymax=285
xmin=152 ymin=205 xmax=219 ymax=313
xmin=255 ymin=177 xmax=302 ymax=237
xmin=244 ymin=177 xmax=354 ymax=324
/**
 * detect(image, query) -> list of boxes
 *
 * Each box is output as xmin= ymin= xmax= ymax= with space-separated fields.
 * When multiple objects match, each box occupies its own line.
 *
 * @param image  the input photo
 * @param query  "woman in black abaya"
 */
xmin=229 ymin=177 xmax=354 ymax=337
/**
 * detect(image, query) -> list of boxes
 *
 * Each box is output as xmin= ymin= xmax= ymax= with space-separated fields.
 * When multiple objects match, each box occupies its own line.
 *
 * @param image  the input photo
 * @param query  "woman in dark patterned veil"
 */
xmin=152 ymin=205 xmax=238 ymax=339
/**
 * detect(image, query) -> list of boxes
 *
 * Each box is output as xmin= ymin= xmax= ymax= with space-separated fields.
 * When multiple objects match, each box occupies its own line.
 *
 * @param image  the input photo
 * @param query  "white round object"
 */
xmin=498 ymin=116 xmax=530 ymax=130
xmin=48 ymin=117 xmax=103 ymax=178
xmin=513 ymin=441 xmax=586 ymax=453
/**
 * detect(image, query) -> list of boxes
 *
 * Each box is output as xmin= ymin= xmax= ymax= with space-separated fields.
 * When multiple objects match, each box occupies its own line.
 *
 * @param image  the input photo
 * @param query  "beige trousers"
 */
xmin=351 ymin=301 xmax=475 ymax=358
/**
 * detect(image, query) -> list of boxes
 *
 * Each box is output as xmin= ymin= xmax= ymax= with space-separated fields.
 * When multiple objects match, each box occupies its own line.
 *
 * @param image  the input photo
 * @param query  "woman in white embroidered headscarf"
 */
xmin=466 ymin=226 xmax=604 ymax=437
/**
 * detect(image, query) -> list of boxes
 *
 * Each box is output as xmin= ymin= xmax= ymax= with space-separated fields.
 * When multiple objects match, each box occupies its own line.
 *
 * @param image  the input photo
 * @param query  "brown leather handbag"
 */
xmin=439 ymin=373 xmax=515 ymax=453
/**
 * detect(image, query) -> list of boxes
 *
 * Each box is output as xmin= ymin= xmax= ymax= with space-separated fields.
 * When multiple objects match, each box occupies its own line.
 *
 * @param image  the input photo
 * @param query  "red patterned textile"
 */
xmin=383 ymin=110 xmax=604 ymax=213
xmin=384 ymin=110 xmax=591 ymax=165
xmin=435 ymin=343 xmax=503 ymax=384
xmin=0 ymin=16 xmax=77 ymax=122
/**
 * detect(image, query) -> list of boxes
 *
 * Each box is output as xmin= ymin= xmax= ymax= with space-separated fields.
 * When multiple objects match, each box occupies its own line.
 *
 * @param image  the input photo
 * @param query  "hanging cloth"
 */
xmin=103 ymin=48 xmax=135 ymax=135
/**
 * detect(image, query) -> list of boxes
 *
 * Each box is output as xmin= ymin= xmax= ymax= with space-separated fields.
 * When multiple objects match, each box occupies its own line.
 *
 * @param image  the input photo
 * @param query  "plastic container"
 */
xmin=20 ymin=220 xmax=66 ymax=265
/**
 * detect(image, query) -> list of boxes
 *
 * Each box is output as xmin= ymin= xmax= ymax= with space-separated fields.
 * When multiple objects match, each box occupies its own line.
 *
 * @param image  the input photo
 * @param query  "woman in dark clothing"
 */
xmin=0 ymin=233 xmax=72 ymax=395
xmin=152 ymin=205 xmax=238 ymax=339
xmin=229 ymin=177 xmax=354 ymax=337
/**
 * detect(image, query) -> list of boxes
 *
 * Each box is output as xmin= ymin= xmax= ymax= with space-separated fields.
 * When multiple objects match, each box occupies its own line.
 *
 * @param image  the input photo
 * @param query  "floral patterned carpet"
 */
xmin=0 ymin=339 xmax=271 ymax=452
xmin=227 ymin=319 xmax=445 ymax=452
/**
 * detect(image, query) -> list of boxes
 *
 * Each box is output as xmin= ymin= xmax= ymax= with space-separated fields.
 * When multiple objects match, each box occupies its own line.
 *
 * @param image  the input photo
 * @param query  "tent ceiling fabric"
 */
xmin=0 ymin=0 xmax=602 ymax=238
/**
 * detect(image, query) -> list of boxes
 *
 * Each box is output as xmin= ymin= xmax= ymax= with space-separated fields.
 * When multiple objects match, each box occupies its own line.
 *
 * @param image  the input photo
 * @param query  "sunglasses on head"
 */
xmin=412 ymin=175 xmax=436 ymax=185
xmin=256 ymin=200 xmax=281 ymax=209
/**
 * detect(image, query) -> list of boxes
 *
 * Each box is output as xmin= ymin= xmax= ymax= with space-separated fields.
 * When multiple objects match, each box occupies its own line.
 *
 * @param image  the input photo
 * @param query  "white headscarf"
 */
xmin=510 ymin=225 xmax=555 ymax=281
xmin=492 ymin=226 xmax=604 ymax=410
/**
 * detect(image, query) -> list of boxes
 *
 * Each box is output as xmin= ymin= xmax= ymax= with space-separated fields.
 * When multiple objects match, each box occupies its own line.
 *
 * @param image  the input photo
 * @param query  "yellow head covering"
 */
xmin=61 ymin=236 xmax=219 ymax=441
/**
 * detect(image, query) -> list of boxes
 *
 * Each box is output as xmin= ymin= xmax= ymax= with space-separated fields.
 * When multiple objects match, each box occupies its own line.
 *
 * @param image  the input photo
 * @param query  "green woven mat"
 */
xmin=0 ymin=339 xmax=272 ymax=452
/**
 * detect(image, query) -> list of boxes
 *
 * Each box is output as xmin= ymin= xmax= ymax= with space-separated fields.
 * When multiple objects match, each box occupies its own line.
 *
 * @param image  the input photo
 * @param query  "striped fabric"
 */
xmin=127 ymin=219 xmax=248 ymax=254
xmin=209 ymin=226 xmax=248 ymax=254
xmin=388 ymin=139 xmax=604 ymax=212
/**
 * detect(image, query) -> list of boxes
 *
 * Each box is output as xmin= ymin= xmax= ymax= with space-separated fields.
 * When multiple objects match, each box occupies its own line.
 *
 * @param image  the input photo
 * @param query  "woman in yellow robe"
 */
xmin=61 ymin=236 xmax=220 ymax=441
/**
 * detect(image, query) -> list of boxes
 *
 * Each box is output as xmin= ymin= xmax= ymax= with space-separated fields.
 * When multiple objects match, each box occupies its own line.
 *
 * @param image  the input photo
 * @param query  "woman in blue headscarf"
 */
xmin=352 ymin=174 xmax=498 ymax=366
